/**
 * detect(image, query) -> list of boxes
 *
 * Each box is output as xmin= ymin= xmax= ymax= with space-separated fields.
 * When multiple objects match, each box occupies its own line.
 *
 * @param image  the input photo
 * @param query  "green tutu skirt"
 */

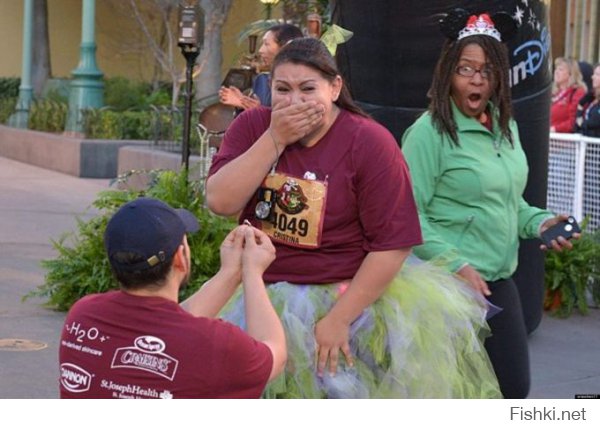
xmin=220 ymin=256 xmax=502 ymax=398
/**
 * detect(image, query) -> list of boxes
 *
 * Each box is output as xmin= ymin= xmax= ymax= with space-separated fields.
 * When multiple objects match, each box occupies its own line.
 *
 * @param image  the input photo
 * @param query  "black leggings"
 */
xmin=484 ymin=278 xmax=530 ymax=399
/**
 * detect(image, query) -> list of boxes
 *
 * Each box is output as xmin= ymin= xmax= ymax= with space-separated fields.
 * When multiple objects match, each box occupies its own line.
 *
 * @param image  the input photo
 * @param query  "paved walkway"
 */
xmin=0 ymin=156 xmax=598 ymax=399
xmin=0 ymin=157 xmax=108 ymax=398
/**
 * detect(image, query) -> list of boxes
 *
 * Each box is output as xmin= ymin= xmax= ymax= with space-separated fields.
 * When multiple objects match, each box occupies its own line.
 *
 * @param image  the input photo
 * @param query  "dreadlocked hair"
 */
xmin=428 ymin=35 xmax=513 ymax=147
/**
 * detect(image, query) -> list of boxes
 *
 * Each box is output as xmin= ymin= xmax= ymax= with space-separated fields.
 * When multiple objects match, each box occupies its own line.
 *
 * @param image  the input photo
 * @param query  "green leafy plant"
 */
xmin=104 ymin=77 xmax=150 ymax=111
xmin=28 ymin=99 xmax=68 ymax=132
xmin=26 ymin=168 xmax=236 ymax=311
xmin=81 ymin=107 xmax=121 ymax=139
xmin=544 ymin=219 xmax=600 ymax=317
xmin=0 ymin=96 xmax=16 ymax=124
xmin=82 ymin=108 xmax=155 ymax=140
xmin=0 ymin=77 xmax=20 ymax=99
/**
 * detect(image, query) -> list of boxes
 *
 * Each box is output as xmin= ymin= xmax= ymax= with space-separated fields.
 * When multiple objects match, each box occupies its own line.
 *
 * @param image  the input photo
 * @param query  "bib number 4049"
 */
xmin=272 ymin=212 xmax=308 ymax=237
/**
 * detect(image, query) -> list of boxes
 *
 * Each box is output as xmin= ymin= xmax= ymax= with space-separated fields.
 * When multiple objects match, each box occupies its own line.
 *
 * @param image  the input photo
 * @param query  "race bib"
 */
xmin=256 ymin=173 xmax=327 ymax=248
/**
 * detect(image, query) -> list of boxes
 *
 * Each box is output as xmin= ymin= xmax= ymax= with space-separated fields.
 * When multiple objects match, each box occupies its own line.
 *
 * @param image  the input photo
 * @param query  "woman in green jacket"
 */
xmin=402 ymin=10 xmax=579 ymax=399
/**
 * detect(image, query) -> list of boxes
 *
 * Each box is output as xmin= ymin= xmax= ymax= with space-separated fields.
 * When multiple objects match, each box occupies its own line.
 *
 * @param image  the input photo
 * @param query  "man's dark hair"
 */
xmin=110 ymin=252 xmax=174 ymax=290
xmin=428 ymin=35 xmax=514 ymax=147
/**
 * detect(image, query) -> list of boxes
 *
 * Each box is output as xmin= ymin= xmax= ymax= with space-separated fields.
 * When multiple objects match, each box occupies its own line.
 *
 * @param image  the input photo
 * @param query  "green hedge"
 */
xmin=0 ymin=77 xmax=20 ymax=99
xmin=3 ymin=76 xmax=173 ymax=135
xmin=0 ymin=97 xmax=16 ymax=124
xmin=104 ymin=77 xmax=171 ymax=111
xmin=82 ymin=109 xmax=153 ymax=140
xmin=26 ymin=168 xmax=236 ymax=311
xmin=28 ymin=99 xmax=68 ymax=133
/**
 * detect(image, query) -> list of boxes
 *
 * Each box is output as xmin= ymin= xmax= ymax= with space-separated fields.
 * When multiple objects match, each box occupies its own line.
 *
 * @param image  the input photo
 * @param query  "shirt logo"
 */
xmin=60 ymin=363 xmax=92 ymax=393
xmin=111 ymin=335 xmax=179 ymax=381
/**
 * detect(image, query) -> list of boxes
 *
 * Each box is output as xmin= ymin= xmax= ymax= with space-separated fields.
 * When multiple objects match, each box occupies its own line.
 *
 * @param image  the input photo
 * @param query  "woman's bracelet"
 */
xmin=268 ymin=128 xmax=280 ymax=174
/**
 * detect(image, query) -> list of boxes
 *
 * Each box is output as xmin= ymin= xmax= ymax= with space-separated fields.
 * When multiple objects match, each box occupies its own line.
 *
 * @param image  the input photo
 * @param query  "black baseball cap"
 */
xmin=104 ymin=197 xmax=199 ymax=272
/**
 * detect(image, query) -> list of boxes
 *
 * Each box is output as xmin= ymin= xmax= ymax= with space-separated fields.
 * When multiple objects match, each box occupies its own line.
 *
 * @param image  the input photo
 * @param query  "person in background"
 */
xmin=575 ymin=63 xmax=600 ymax=230
xmin=550 ymin=57 xmax=587 ymax=133
xmin=575 ymin=63 xmax=600 ymax=137
xmin=206 ymin=37 xmax=501 ymax=399
xmin=402 ymin=11 xmax=580 ymax=399
xmin=219 ymin=24 xmax=303 ymax=111
xmin=578 ymin=60 xmax=593 ymax=95
xmin=59 ymin=197 xmax=286 ymax=399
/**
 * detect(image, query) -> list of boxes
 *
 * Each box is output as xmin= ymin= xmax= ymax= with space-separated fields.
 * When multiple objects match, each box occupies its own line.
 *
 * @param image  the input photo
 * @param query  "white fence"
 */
xmin=548 ymin=133 xmax=600 ymax=232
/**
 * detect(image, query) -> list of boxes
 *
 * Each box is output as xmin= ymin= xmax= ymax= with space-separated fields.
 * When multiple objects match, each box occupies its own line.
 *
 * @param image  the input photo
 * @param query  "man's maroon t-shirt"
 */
xmin=59 ymin=291 xmax=273 ymax=398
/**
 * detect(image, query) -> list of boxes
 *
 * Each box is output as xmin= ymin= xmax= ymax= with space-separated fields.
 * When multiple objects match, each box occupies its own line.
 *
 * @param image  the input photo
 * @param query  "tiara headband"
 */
xmin=439 ymin=9 xmax=517 ymax=43
xmin=458 ymin=14 xmax=501 ymax=42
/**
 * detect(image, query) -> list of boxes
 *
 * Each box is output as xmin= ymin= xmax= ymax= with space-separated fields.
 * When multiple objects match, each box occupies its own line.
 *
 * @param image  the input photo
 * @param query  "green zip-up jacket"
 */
xmin=402 ymin=103 xmax=553 ymax=281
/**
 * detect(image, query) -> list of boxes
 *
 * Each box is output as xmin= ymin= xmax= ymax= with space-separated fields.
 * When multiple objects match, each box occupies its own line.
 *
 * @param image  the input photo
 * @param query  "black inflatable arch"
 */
xmin=333 ymin=0 xmax=552 ymax=333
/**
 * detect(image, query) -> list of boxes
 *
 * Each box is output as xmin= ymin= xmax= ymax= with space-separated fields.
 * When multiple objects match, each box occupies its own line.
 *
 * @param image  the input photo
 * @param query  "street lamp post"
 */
xmin=259 ymin=0 xmax=279 ymax=20
xmin=8 ymin=0 xmax=34 ymax=128
xmin=65 ymin=0 xmax=104 ymax=134
xmin=177 ymin=3 xmax=204 ymax=171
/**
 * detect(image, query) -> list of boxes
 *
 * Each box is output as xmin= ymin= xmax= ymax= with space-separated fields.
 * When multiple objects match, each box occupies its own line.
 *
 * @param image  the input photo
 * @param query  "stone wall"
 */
xmin=0 ymin=125 xmax=206 ymax=179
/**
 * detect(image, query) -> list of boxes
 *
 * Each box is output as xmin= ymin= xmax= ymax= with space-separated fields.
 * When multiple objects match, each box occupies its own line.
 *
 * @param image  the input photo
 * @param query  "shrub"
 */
xmin=0 ymin=77 xmax=20 ymax=99
xmin=103 ymin=77 xmax=171 ymax=111
xmin=145 ymin=87 xmax=171 ymax=106
xmin=43 ymin=87 xmax=69 ymax=104
xmin=26 ymin=168 xmax=236 ymax=311
xmin=104 ymin=77 xmax=150 ymax=111
xmin=28 ymin=99 xmax=68 ymax=133
xmin=0 ymin=96 xmax=16 ymax=124
xmin=82 ymin=108 xmax=154 ymax=140
xmin=544 ymin=219 xmax=600 ymax=317
xmin=120 ymin=110 xmax=153 ymax=139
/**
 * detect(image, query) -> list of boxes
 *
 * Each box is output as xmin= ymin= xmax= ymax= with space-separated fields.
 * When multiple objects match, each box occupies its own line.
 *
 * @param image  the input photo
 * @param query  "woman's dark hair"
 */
xmin=428 ymin=35 xmax=513 ymax=146
xmin=593 ymin=63 xmax=600 ymax=98
xmin=268 ymin=24 xmax=303 ymax=47
xmin=272 ymin=37 xmax=369 ymax=118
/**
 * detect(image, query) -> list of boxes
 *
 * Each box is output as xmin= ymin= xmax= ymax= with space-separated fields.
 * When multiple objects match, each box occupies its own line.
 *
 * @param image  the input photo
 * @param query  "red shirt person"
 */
xmin=59 ymin=198 xmax=286 ymax=398
xmin=550 ymin=57 xmax=587 ymax=133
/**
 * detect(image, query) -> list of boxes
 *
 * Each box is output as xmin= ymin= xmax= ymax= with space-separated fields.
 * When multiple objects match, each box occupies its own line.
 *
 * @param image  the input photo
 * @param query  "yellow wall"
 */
xmin=49 ymin=0 xmax=81 ymax=78
xmin=0 ymin=0 xmax=263 ymax=80
xmin=0 ymin=0 xmax=25 ymax=77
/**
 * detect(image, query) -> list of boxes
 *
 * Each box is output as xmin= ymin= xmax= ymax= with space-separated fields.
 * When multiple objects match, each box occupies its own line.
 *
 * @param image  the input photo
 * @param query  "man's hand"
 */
xmin=240 ymin=227 xmax=286 ymax=382
xmin=180 ymin=225 xmax=247 ymax=318
xmin=219 ymin=225 xmax=247 ymax=283
xmin=242 ymin=227 xmax=276 ymax=277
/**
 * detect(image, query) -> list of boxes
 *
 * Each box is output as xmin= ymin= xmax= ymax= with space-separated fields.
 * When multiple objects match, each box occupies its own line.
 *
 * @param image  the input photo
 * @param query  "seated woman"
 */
xmin=219 ymin=24 xmax=302 ymax=111
xmin=206 ymin=37 xmax=500 ymax=399
xmin=550 ymin=57 xmax=587 ymax=133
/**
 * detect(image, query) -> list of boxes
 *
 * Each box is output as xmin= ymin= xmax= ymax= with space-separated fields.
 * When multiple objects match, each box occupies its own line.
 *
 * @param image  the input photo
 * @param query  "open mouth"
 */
xmin=468 ymin=94 xmax=482 ymax=102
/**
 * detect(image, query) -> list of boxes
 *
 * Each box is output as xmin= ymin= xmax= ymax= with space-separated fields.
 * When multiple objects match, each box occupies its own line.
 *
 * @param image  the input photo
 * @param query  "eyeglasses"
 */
xmin=455 ymin=65 xmax=493 ymax=79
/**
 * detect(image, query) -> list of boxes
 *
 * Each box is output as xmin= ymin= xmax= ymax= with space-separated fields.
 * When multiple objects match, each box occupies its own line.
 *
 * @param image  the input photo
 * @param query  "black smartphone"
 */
xmin=541 ymin=216 xmax=581 ymax=247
